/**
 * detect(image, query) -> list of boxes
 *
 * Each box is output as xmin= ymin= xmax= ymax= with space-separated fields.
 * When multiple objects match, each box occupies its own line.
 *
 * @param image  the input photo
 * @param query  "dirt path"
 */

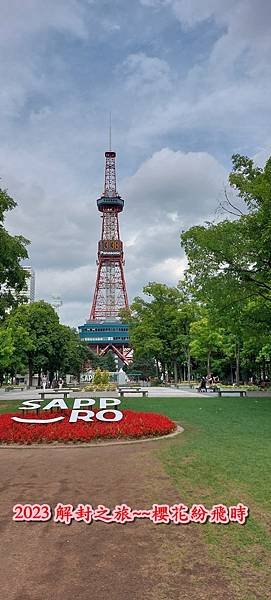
xmin=0 ymin=442 xmax=233 ymax=600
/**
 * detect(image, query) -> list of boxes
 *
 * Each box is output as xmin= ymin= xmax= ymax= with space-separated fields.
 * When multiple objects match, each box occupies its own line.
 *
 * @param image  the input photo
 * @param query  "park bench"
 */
xmin=217 ymin=389 xmax=247 ymax=397
xmin=118 ymin=387 xmax=148 ymax=398
xmin=38 ymin=389 xmax=71 ymax=400
xmin=197 ymin=386 xmax=220 ymax=393
xmin=4 ymin=386 xmax=25 ymax=392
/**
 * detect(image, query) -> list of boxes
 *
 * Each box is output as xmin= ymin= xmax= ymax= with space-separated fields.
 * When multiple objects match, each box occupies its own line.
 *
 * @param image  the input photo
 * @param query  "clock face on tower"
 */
xmin=99 ymin=239 xmax=123 ymax=254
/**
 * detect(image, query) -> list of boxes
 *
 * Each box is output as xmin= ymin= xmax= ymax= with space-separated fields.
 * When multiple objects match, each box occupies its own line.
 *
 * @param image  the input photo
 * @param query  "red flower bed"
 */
xmin=0 ymin=409 xmax=176 ymax=444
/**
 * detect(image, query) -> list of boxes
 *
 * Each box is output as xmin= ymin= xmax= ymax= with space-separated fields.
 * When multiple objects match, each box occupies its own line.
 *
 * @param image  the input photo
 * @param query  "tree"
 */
xmin=7 ymin=303 xmax=94 ymax=385
xmin=7 ymin=301 xmax=60 ymax=385
xmin=0 ymin=187 xmax=30 ymax=320
xmin=181 ymin=154 xmax=271 ymax=383
xmin=0 ymin=329 xmax=14 ymax=384
xmin=181 ymin=154 xmax=271 ymax=304
xmin=124 ymin=357 xmax=156 ymax=379
xmin=125 ymin=282 xmax=197 ymax=383
xmin=190 ymin=314 xmax=224 ymax=375
xmin=100 ymin=350 xmax=116 ymax=372
xmin=60 ymin=326 xmax=93 ymax=380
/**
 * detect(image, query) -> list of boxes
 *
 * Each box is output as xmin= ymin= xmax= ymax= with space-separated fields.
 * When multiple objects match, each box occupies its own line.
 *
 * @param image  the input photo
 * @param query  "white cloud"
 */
xmin=0 ymin=0 xmax=88 ymax=43
xmin=123 ymin=148 xmax=226 ymax=221
xmin=134 ymin=0 xmax=271 ymax=152
xmin=1 ymin=0 xmax=270 ymax=328
xmin=121 ymin=53 xmax=173 ymax=95
xmin=5 ymin=146 xmax=226 ymax=327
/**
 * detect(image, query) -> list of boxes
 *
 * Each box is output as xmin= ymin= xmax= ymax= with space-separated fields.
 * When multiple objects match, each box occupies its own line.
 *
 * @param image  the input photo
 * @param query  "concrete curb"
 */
xmin=0 ymin=424 xmax=184 ymax=449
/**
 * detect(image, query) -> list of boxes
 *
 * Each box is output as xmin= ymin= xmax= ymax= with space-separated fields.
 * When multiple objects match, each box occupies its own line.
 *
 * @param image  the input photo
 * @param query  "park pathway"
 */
xmin=0 ymin=386 xmax=211 ymax=402
xmin=0 ymin=441 xmax=233 ymax=600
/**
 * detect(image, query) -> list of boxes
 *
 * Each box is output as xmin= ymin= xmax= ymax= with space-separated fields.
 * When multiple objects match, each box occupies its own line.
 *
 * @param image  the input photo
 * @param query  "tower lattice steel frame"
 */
xmin=78 ymin=147 xmax=133 ymax=364
xmin=90 ymin=150 xmax=129 ymax=320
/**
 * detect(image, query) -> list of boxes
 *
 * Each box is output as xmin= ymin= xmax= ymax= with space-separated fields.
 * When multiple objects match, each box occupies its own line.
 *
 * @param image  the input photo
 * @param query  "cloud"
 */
xmin=134 ymin=0 xmax=271 ymax=153
xmin=121 ymin=53 xmax=174 ymax=95
xmin=4 ymin=146 xmax=225 ymax=327
xmin=0 ymin=0 xmax=88 ymax=118
xmin=0 ymin=0 xmax=88 ymax=43
xmin=142 ymin=0 xmax=271 ymax=68
xmin=1 ymin=0 xmax=270 ymax=328
xmin=123 ymin=148 xmax=226 ymax=221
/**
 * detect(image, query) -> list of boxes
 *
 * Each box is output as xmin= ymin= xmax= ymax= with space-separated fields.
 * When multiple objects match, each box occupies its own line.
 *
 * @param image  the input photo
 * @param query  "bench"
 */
xmin=218 ymin=389 xmax=247 ymax=397
xmin=4 ymin=386 xmax=25 ymax=392
xmin=118 ymin=388 xmax=148 ymax=398
xmin=197 ymin=386 xmax=220 ymax=393
xmin=38 ymin=390 xmax=70 ymax=400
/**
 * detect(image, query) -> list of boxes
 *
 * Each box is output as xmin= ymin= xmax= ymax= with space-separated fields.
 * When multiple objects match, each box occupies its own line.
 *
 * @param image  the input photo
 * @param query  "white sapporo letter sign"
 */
xmin=12 ymin=398 xmax=123 ymax=424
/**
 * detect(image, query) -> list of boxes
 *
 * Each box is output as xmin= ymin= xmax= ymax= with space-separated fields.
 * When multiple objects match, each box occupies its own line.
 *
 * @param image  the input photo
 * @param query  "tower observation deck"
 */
xmin=79 ymin=146 xmax=132 ymax=365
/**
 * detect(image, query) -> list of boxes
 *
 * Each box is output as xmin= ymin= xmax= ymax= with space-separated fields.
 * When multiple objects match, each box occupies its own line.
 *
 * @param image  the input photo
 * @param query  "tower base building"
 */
xmin=79 ymin=321 xmax=132 ymax=365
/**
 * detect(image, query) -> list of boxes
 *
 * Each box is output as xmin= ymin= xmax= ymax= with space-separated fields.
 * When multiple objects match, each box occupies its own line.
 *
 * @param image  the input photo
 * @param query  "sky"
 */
xmin=1 ymin=0 xmax=271 ymax=327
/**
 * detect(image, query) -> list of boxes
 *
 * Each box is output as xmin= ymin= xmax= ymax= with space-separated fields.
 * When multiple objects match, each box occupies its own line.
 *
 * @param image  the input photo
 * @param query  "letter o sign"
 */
xmin=96 ymin=409 xmax=123 ymax=422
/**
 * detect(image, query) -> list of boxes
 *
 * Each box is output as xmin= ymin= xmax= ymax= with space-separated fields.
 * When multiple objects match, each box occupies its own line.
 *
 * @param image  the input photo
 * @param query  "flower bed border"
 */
xmin=0 ymin=424 xmax=183 ymax=448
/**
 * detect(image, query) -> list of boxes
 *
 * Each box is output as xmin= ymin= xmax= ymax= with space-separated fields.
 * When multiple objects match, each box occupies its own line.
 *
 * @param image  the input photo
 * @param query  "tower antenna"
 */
xmin=109 ymin=112 xmax=112 ymax=151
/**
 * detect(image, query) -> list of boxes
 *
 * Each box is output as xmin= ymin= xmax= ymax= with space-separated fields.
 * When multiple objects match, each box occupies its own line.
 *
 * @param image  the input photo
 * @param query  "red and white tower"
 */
xmin=90 ymin=149 xmax=129 ymax=319
xmin=79 ymin=145 xmax=132 ymax=365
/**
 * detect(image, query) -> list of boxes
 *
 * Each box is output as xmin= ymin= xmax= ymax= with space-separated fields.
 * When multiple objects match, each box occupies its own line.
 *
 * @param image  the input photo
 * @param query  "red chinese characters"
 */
xmin=14 ymin=502 xmax=249 ymax=525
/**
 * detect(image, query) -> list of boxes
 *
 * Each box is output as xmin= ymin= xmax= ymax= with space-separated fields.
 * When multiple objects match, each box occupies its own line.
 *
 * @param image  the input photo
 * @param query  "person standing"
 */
xmin=41 ymin=374 xmax=47 ymax=392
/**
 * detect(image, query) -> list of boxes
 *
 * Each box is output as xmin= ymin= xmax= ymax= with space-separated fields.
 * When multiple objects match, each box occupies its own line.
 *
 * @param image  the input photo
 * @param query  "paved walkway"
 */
xmin=1 ymin=386 xmax=269 ymax=402
xmin=0 ymin=441 xmax=233 ymax=600
xmin=0 ymin=386 xmax=212 ymax=402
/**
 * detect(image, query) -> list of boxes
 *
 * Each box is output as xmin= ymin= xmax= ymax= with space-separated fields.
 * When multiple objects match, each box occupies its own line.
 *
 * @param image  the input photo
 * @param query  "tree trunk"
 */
xmin=207 ymin=350 xmax=211 ymax=375
xmin=235 ymin=341 xmax=240 ymax=385
xmin=173 ymin=360 xmax=178 ymax=385
xmin=187 ymin=348 xmax=191 ymax=383
xmin=28 ymin=356 xmax=33 ymax=387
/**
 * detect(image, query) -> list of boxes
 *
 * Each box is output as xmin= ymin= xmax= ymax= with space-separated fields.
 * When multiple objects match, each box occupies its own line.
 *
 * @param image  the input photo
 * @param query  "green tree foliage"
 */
xmin=190 ymin=314 xmax=224 ymax=375
xmin=7 ymin=301 xmax=59 ymax=385
xmin=0 ymin=188 xmax=30 ymax=320
xmin=0 ymin=329 xmax=14 ymax=384
xmin=126 ymin=282 xmax=197 ymax=382
xmin=123 ymin=154 xmax=271 ymax=384
xmin=181 ymin=154 xmax=271 ymax=383
xmin=124 ymin=357 xmax=156 ymax=379
xmin=4 ymin=301 xmax=91 ymax=385
xmin=60 ymin=326 xmax=93 ymax=379
xmin=100 ymin=350 xmax=116 ymax=372
xmin=181 ymin=154 xmax=271 ymax=303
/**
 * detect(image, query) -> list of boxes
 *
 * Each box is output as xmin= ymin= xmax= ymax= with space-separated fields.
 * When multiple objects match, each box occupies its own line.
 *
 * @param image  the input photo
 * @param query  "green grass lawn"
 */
xmin=123 ymin=396 xmax=271 ymax=599
xmin=1 ymin=395 xmax=270 ymax=598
